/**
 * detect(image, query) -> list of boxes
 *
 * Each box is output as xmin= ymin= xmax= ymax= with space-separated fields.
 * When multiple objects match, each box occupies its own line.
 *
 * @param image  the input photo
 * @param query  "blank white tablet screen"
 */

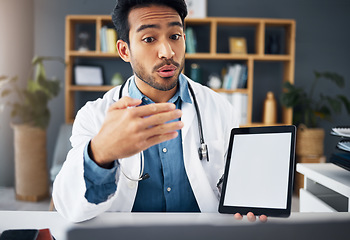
xmin=223 ymin=132 xmax=292 ymax=209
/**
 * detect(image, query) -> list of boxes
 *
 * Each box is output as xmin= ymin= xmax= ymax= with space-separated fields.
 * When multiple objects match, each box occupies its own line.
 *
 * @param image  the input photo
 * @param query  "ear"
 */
xmin=117 ymin=40 xmax=130 ymax=62
xmin=183 ymin=32 xmax=186 ymax=51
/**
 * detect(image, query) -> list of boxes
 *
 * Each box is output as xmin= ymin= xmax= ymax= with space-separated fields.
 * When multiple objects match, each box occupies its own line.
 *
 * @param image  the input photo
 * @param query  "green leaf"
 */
xmin=32 ymin=56 xmax=43 ymax=65
xmin=337 ymin=95 xmax=350 ymax=114
xmin=35 ymin=62 xmax=47 ymax=83
xmin=316 ymin=71 xmax=345 ymax=88
xmin=314 ymin=71 xmax=321 ymax=79
xmin=37 ymin=76 xmax=60 ymax=99
xmin=316 ymin=105 xmax=332 ymax=120
xmin=324 ymin=95 xmax=342 ymax=114
xmin=2 ymin=56 xmax=64 ymax=128
xmin=281 ymin=82 xmax=305 ymax=107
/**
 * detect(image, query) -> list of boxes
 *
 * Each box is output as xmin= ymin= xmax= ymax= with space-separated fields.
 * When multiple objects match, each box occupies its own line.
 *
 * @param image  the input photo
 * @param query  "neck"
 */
xmin=134 ymin=78 xmax=178 ymax=103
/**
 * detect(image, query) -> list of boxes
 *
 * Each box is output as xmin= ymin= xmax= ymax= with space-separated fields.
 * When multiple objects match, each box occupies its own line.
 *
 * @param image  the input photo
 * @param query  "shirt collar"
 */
xmin=128 ymin=74 xmax=192 ymax=104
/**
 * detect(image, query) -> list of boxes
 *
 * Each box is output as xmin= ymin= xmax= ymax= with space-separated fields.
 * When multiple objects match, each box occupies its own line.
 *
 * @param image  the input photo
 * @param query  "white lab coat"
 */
xmin=53 ymin=75 xmax=239 ymax=222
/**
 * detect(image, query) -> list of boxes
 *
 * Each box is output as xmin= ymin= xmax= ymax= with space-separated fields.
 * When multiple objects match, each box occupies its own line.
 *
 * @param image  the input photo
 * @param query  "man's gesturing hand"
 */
xmin=90 ymin=96 xmax=184 ymax=167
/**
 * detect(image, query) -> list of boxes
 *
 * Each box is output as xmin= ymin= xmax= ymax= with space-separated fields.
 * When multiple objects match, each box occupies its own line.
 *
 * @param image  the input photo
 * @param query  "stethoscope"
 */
xmin=118 ymin=78 xmax=209 ymax=182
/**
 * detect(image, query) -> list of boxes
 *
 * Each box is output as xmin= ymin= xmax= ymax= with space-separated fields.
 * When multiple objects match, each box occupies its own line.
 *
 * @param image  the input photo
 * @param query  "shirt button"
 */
xmin=167 ymin=187 xmax=171 ymax=192
xmin=162 ymin=148 xmax=167 ymax=153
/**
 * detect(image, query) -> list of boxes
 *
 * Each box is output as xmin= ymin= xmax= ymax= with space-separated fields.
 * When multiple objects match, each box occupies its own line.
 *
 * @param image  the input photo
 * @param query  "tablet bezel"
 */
xmin=218 ymin=125 xmax=296 ymax=217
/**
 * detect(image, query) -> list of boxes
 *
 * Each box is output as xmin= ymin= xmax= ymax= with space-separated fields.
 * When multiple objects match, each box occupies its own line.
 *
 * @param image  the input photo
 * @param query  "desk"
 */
xmin=1 ymin=211 xmax=350 ymax=240
xmin=297 ymin=163 xmax=350 ymax=212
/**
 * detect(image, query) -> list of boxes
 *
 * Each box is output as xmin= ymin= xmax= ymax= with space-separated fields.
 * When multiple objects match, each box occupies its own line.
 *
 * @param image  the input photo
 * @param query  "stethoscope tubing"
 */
xmin=117 ymin=78 xmax=208 ymax=182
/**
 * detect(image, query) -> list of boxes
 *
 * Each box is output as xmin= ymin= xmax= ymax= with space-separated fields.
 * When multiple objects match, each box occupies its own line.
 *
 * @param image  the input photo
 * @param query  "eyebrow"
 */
xmin=137 ymin=24 xmax=159 ymax=32
xmin=169 ymin=21 xmax=183 ymax=28
xmin=136 ymin=21 xmax=183 ymax=33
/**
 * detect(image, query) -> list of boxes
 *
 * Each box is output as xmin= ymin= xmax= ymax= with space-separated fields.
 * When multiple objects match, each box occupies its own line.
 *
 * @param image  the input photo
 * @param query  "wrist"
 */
xmin=89 ymin=139 xmax=114 ymax=169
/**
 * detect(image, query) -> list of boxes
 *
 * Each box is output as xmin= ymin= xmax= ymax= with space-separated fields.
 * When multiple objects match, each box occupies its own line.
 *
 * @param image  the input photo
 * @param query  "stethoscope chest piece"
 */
xmin=198 ymin=143 xmax=209 ymax=161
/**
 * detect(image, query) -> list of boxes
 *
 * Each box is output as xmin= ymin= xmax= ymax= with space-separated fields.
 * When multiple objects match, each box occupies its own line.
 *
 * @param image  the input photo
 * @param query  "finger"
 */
xmin=136 ymin=121 xmax=183 ymax=149
xmin=144 ymin=131 xmax=179 ymax=148
xmin=142 ymin=109 xmax=182 ymax=128
xmin=247 ymin=212 xmax=256 ymax=222
xmin=259 ymin=215 xmax=268 ymax=223
xmin=143 ymin=120 xmax=184 ymax=139
xmin=110 ymin=96 xmax=142 ymax=110
xmin=234 ymin=213 xmax=243 ymax=220
xmin=133 ymin=102 xmax=176 ymax=118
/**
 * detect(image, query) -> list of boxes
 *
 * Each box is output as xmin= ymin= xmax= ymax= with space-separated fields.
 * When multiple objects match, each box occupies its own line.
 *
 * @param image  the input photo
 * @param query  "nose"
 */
xmin=158 ymin=40 xmax=175 ymax=59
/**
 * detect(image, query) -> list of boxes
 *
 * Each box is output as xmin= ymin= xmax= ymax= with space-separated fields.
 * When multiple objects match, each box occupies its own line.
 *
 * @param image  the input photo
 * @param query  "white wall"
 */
xmin=0 ymin=0 xmax=34 ymax=186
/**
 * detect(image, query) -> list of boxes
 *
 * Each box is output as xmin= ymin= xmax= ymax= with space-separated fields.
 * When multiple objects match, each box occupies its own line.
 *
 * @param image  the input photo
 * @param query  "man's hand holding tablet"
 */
xmin=219 ymin=126 xmax=296 ymax=220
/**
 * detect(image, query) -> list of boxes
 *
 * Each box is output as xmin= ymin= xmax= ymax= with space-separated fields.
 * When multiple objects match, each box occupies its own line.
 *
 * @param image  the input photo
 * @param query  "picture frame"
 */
xmin=185 ymin=0 xmax=207 ymax=18
xmin=74 ymin=65 xmax=103 ymax=85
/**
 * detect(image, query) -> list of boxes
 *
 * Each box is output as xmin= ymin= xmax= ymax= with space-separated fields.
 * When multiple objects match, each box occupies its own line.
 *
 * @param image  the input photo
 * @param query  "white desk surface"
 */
xmin=1 ymin=211 xmax=350 ymax=240
xmin=296 ymin=163 xmax=350 ymax=197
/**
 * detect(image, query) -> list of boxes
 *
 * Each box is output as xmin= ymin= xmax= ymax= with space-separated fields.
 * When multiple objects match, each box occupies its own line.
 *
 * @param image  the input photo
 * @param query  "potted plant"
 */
xmin=281 ymin=71 xmax=350 ymax=157
xmin=0 ymin=56 xmax=64 ymax=201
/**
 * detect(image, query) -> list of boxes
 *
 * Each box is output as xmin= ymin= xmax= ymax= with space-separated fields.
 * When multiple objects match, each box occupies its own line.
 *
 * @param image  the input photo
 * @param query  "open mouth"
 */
xmin=157 ymin=65 xmax=177 ymax=78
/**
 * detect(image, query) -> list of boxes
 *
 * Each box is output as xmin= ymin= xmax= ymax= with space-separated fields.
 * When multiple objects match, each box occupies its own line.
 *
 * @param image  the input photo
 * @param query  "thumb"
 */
xmin=111 ymin=96 xmax=142 ymax=110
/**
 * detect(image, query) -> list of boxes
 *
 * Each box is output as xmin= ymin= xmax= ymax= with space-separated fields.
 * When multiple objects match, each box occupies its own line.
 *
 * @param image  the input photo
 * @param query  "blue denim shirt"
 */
xmin=84 ymin=75 xmax=200 ymax=212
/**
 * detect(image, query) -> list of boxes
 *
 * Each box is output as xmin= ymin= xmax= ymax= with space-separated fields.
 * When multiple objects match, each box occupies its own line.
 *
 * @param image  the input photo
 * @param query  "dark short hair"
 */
xmin=112 ymin=0 xmax=188 ymax=45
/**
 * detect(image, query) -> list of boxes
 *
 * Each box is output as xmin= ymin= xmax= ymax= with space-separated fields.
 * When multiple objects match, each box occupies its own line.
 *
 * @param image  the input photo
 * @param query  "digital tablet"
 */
xmin=219 ymin=125 xmax=296 ymax=217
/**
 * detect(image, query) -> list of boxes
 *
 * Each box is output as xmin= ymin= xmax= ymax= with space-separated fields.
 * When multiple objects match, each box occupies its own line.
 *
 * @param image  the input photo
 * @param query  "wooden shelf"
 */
xmin=185 ymin=53 xmax=291 ymax=61
xmin=65 ymin=15 xmax=295 ymax=125
xmin=68 ymin=51 xmax=120 ymax=58
xmin=68 ymin=85 xmax=114 ymax=92
xmin=241 ymin=122 xmax=291 ymax=128
xmin=213 ymin=88 xmax=248 ymax=94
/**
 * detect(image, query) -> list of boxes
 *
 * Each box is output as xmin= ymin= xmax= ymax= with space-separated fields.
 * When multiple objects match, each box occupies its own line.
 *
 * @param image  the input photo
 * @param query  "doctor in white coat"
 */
xmin=53 ymin=0 xmax=267 ymax=223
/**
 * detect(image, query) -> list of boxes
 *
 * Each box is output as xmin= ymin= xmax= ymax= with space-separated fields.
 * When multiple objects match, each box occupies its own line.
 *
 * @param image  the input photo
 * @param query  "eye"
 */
xmin=170 ymin=34 xmax=181 ymax=40
xmin=142 ymin=37 xmax=155 ymax=43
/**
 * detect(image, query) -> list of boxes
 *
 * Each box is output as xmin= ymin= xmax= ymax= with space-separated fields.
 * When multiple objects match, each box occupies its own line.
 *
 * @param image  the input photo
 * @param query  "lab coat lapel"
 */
xmin=181 ymin=86 xmax=219 ymax=212
xmin=181 ymin=100 xmax=196 ymax=140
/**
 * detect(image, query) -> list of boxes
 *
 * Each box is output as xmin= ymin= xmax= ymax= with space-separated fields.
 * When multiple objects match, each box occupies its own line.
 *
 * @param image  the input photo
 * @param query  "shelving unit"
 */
xmin=65 ymin=15 xmax=295 ymax=125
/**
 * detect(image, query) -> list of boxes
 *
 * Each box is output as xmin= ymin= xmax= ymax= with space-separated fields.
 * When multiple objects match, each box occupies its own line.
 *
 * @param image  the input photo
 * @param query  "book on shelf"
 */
xmin=100 ymin=26 xmax=107 ymax=52
xmin=100 ymin=26 xmax=117 ymax=53
xmin=185 ymin=27 xmax=196 ymax=53
xmin=222 ymin=64 xmax=247 ymax=90
xmin=219 ymin=92 xmax=247 ymax=126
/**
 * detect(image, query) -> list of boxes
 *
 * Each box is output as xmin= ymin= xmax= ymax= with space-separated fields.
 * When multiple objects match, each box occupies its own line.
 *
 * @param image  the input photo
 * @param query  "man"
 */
xmin=53 ymin=0 xmax=266 ymax=223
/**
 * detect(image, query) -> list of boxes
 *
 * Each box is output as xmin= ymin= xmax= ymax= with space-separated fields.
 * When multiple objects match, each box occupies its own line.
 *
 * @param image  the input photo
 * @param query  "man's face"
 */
xmin=126 ymin=5 xmax=186 ymax=92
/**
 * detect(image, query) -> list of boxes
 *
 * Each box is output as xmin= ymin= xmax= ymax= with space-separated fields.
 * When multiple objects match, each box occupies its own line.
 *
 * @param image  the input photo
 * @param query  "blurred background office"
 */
xmin=0 ymin=0 xmax=349 ymax=190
